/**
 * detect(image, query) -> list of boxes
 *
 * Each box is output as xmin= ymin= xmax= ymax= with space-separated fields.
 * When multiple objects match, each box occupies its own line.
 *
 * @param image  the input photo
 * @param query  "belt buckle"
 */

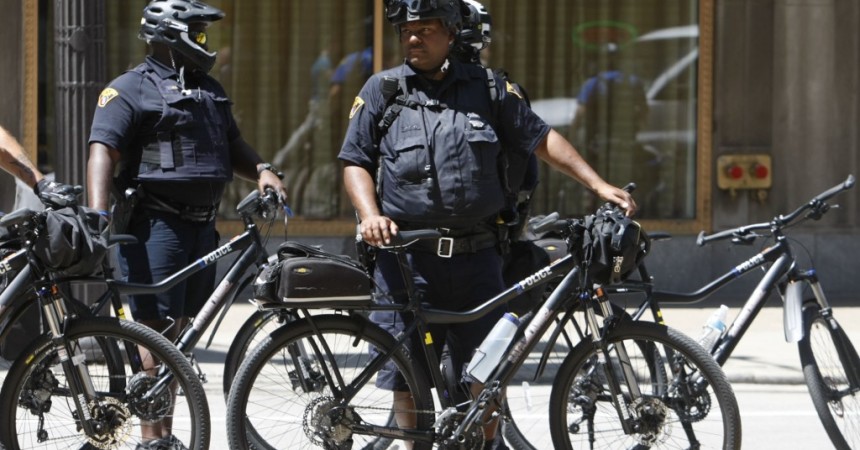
xmin=437 ymin=237 xmax=454 ymax=258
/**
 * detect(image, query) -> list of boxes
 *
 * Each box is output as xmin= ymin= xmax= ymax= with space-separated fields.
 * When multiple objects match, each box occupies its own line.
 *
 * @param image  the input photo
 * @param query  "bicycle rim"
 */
xmin=226 ymin=314 xmax=434 ymax=450
xmin=800 ymin=304 xmax=860 ymax=450
xmin=550 ymin=321 xmax=741 ymax=450
xmin=0 ymin=317 xmax=210 ymax=450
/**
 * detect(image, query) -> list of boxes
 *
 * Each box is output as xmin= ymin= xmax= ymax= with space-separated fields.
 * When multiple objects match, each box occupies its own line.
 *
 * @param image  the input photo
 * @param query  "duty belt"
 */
xmin=141 ymin=193 xmax=218 ymax=223
xmin=407 ymin=228 xmax=498 ymax=258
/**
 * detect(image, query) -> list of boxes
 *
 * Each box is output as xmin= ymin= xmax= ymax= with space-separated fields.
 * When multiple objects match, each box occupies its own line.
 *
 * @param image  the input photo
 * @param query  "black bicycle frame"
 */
xmin=305 ymin=252 xmax=580 ymax=444
xmin=83 ymin=219 xmax=268 ymax=355
xmin=608 ymin=236 xmax=798 ymax=367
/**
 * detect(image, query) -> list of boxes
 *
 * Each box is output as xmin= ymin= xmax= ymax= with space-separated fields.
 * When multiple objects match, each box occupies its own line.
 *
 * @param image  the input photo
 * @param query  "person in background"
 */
xmin=339 ymin=1 xmax=636 ymax=448
xmin=86 ymin=1 xmax=286 ymax=448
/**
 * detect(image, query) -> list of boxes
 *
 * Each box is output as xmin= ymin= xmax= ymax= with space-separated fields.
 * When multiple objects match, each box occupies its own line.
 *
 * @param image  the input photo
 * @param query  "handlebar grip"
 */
xmin=696 ymin=228 xmax=738 ymax=246
xmin=0 ymin=208 xmax=37 ymax=228
xmin=818 ymin=174 xmax=856 ymax=202
xmin=529 ymin=212 xmax=560 ymax=235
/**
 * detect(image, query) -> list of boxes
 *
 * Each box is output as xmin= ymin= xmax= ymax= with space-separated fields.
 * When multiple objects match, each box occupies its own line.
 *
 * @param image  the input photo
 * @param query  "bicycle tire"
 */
xmin=799 ymin=302 xmax=860 ymax=450
xmin=550 ymin=321 xmax=741 ymax=450
xmin=0 ymin=317 xmax=210 ymax=450
xmin=226 ymin=314 xmax=435 ymax=450
xmin=222 ymin=309 xmax=288 ymax=399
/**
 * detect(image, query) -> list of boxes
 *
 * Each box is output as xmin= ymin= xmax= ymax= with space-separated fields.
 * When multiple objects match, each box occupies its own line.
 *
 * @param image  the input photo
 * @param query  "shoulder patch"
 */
xmin=505 ymin=81 xmax=523 ymax=100
xmin=349 ymin=96 xmax=365 ymax=119
xmin=97 ymin=88 xmax=119 ymax=108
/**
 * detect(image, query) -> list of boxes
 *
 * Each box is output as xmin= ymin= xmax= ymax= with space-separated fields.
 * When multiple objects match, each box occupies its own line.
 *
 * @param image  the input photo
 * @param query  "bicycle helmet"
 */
xmin=459 ymin=0 xmax=491 ymax=51
xmin=385 ymin=0 xmax=463 ymax=31
xmin=139 ymin=0 xmax=225 ymax=73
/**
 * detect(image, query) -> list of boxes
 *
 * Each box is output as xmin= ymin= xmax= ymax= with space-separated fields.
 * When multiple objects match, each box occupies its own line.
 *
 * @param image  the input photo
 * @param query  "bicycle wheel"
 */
xmin=502 ymin=303 xmax=647 ymax=450
xmin=222 ymin=308 xmax=291 ymax=399
xmin=799 ymin=302 xmax=860 ymax=450
xmin=226 ymin=314 xmax=435 ymax=450
xmin=550 ymin=321 xmax=741 ymax=450
xmin=0 ymin=317 xmax=210 ymax=450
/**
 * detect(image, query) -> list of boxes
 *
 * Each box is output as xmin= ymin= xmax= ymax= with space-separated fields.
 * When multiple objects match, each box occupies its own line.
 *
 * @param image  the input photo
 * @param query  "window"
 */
xmin=93 ymin=0 xmax=712 ymax=233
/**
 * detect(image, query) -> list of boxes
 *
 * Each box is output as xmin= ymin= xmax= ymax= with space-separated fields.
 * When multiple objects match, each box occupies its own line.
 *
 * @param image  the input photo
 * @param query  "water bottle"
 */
xmin=466 ymin=313 xmax=520 ymax=383
xmin=698 ymin=305 xmax=729 ymax=352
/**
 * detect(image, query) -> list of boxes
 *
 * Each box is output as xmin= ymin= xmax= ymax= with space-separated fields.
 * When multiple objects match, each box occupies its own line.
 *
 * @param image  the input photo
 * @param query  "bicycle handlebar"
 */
xmin=697 ymin=174 xmax=855 ymax=246
xmin=235 ymin=188 xmax=289 ymax=220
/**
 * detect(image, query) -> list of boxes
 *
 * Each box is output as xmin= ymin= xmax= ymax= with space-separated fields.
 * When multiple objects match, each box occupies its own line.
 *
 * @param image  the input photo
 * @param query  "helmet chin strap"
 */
xmin=169 ymin=49 xmax=201 ymax=99
xmin=413 ymin=57 xmax=451 ymax=79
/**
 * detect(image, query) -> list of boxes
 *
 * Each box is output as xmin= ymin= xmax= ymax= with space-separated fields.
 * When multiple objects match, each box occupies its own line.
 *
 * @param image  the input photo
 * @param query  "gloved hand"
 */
xmin=34 ymin=178 xmax=83 ymax=209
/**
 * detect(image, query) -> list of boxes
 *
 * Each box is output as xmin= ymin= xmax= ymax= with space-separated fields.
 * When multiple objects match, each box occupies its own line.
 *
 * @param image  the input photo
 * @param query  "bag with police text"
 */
xmin=582 ymin=208 xmax=649 ymax=285
xmin=253 ymin=241 xmax=372 ymax=308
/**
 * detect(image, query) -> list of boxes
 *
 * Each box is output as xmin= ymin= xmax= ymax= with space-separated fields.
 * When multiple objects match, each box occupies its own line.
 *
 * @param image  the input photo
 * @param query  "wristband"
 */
xmin=257 ymin=163 xmax=276 ymax=177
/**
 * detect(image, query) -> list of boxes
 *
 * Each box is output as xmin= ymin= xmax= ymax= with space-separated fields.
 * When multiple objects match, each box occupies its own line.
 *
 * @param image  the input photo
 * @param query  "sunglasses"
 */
xmin=188 ymin=30 xmax=207 ymax=46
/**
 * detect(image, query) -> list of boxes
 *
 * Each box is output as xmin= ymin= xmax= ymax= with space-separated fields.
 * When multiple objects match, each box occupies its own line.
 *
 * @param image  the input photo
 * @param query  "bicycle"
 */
xmin=0 ymin=205 xmax=210 ymax=450
xmin=224 ymin=202 xmax=742 ymax=449
xmin=602 ymin=174 xmax=859 ymax=449
xmin=512 ymin=174 xmax=860 ymax=449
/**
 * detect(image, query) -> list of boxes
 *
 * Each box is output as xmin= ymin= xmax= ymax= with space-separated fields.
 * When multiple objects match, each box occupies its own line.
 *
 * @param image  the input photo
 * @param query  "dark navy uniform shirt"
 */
xmin=338 ymin=60 xmax=551 ymax=228
xmin=89 ymin=56 xmax=240 ymax=206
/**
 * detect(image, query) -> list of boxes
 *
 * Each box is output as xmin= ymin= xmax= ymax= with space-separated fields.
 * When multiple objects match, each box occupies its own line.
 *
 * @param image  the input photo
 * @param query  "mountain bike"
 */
xmin=0 ymin=206 xmax=210 ymax=450
xmin=606 ymin=174 xmax=859 ymax=449
xmin=225 ymin=205 xmax=742 ymax=449
xmin=514 ymin=174 xmax=859 ymax=449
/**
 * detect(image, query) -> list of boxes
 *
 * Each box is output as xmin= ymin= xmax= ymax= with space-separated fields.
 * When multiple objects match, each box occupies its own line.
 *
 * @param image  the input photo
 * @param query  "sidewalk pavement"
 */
xmin=199 ymin=302 xmax=860 ymax=388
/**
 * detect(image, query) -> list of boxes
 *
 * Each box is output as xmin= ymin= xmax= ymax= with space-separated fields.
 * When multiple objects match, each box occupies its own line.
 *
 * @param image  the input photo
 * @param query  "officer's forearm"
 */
xmin=535 ymin=128 xmax=609 ymax=193
xmin=0 ymin=127 xmax=43 ymax=188
xmin=87 ymin=143 xmax=118 ymax=211
xmin=343 ymin=164 xmax=381 ymax=221
xmin=229 ymin=137 xmax=264 ymax=181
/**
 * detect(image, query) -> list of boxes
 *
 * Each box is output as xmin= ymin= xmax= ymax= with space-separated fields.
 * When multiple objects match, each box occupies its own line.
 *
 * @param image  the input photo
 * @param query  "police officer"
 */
xmin=339 ymin=1 xmax=635 ymax=448
xmin=87 ymin=1 xmax=286 ymax=447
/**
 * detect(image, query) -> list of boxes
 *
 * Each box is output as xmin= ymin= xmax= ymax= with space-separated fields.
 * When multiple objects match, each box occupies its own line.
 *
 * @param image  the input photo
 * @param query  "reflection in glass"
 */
xmin=101 ymin=0 xmax=700 ymax=222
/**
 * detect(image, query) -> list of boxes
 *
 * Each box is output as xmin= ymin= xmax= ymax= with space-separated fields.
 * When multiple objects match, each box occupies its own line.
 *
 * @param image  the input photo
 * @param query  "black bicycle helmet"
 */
xmin=139 ymin=0 xmax=225 ymax=73
xmin=385 ymin=0 xmax=463 ymax=31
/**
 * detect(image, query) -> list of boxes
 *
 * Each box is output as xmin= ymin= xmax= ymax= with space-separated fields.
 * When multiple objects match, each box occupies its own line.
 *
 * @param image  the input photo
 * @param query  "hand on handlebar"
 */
xmin=357 ymin=215 xmax=399 ymax=247
xmin=257 ymin=169 xmax=288 ymax=207
xmin=594 ymin=182 xmax=637 ymax=217
xmin=34 ymin=178 xmax=82 ymax=209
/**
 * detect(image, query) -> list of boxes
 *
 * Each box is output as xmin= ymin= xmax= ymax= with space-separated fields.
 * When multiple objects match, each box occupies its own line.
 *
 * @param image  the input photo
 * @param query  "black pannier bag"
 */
xmin=253 ymin=241 xmax=372 ymax=308
xmin=582 ymin=207 xmax=650 ymax=285
xmin=33 ymin=206 xmax=109 ymax=277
